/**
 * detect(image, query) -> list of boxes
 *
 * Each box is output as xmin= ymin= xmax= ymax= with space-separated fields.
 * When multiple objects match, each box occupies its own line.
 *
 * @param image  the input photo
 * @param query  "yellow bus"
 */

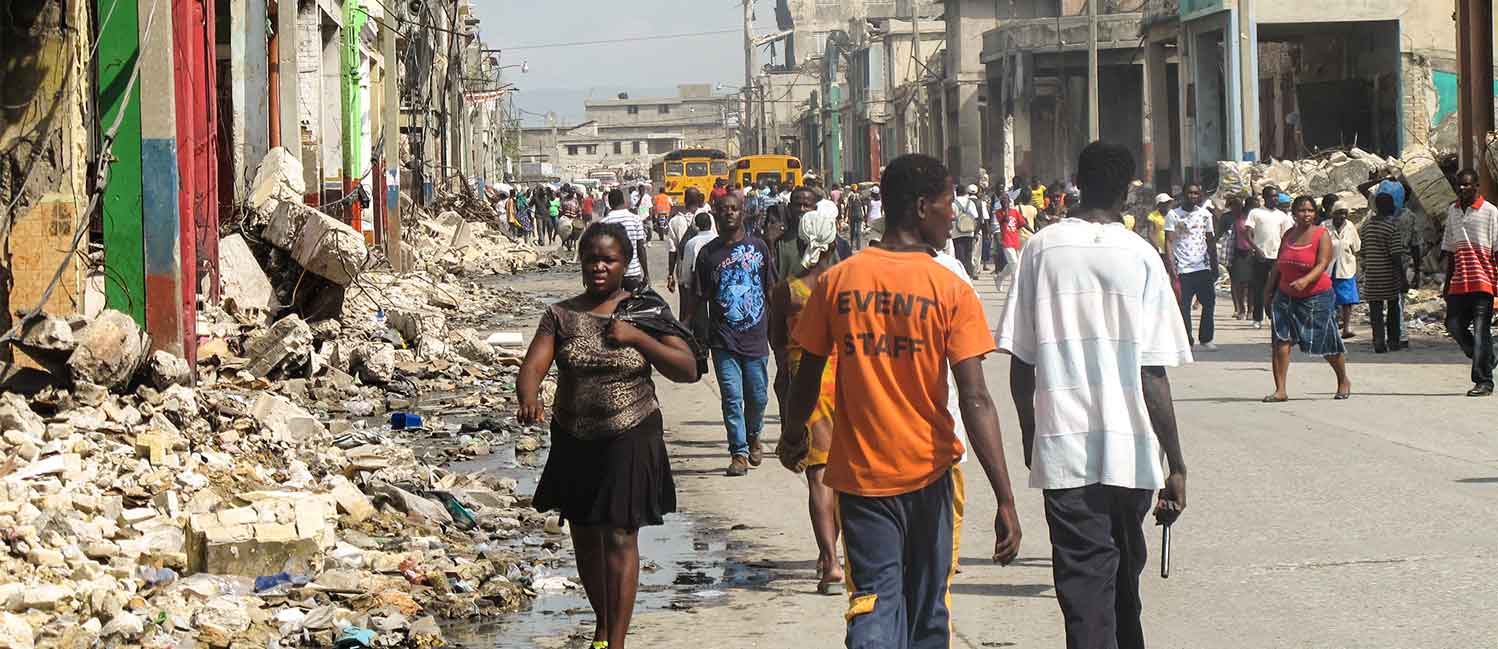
xmin=651 ymin=148 xmax=730 ymax=203
xmin=730 ymin=154 xmax=802 ymax=190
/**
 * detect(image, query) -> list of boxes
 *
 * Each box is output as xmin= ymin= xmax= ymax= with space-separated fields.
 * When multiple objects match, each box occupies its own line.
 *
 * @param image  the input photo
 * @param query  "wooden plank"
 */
xmin=97 ymin=0 xmax=146 ymax=324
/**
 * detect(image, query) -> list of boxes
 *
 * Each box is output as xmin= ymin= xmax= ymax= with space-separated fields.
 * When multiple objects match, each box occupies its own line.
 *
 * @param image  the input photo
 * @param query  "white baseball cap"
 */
xmin=1155 ymin=193 xmax=1173 ymax=204
xmin=966 ymin=184 xmax=979 ymax=194
xmin=870 ymin=186 xmax=880 ymax=194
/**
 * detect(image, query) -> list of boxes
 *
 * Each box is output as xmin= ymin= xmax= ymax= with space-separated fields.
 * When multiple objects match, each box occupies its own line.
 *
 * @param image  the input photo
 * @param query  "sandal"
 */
xmin=1262 ymin=394 xmax=1288 ymax=403
xmin=817 ymin=578 xmax=844 ymax=596
xmin=1333 ymin=391 xmax=1351 ymax=400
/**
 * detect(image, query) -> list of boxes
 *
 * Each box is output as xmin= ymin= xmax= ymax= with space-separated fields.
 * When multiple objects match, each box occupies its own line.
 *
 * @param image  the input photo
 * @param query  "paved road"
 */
xmin=545 ymin=238 xmax=1498 ymax=648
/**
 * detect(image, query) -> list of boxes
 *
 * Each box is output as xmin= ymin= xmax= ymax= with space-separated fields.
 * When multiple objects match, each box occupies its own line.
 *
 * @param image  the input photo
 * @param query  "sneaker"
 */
xmin=1467 ymin=384 xmax=1494 ymax=397
xmin=1254 ymin=321 xmax=1264 ymax=330
xmin=726 ymin=455 xmax=750 ymax=477
xmin=747 ymin=436 xmax=764 ymax=467
xmin=1201 ymin=342 xmax=1220 ymax=352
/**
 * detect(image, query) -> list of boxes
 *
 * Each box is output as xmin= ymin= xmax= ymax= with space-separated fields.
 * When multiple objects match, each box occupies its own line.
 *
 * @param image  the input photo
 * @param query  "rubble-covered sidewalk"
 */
xmin=0 ymin=149 xmax=576 ymax=649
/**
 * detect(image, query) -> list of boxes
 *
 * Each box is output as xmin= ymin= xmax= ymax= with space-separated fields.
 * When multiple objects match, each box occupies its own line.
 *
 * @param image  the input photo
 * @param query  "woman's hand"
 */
xmin=607 ymin=319 xmax=649 ymax=348
xmin=518 ymin=395 xmax=546 ymax=425
xmin=1289 ymin=275 xmax=1313 ymax=293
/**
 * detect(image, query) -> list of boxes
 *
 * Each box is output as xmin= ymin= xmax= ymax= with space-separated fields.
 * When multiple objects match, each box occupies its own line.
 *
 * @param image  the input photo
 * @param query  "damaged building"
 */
xmin=981 ymin=0 xmax=1497 ymax=190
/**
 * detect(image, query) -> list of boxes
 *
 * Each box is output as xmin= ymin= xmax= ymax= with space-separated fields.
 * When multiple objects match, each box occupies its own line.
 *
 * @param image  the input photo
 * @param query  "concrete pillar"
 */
xmin=171 ymin=0 xmax=197 ymax=364
xmin=320 ymin=20 xmax=342 ymax=206
xmin=139 ymin=0 xmax=185 ymax=356
xmin=1238 ymin=0 xmax=1259 ymax=161
xmin=1145 ymin=41 xmax=1170 ymax=186
xmin=276 ymin=0 xmax=300 ymax=163
xmin=230 ymin=0 xmax=270 ymax=192
xmin=1457 ymin=0 xmax=1495 ymax=197
xmin=382 ymin=19 xmax=402 ymax=270
xmin=97 ymin=0 xmax=145 ymax=324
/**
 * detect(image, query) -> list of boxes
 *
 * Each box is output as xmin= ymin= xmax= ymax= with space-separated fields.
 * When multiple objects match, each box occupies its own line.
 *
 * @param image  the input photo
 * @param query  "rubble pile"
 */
xmin=0 ymin=148 xmax=577 ymax=648
xmin=1213 ymin=147 xmax=1405 ymax=214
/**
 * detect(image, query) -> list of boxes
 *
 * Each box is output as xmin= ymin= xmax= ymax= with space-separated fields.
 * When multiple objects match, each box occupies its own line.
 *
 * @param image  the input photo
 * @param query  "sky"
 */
xmin=474 ymin=0 xmax=780 ymax=123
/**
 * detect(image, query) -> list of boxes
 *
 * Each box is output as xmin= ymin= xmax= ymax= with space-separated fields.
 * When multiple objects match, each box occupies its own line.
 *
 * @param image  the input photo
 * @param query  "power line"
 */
xmin=503 ymin=28 xmax=742 ymax=51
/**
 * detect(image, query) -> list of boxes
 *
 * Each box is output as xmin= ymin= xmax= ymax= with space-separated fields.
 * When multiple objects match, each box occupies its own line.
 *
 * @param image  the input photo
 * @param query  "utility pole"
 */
xmin=1457 ymin=0 xmax=1495 ymax=198
xmin=1086 ymin=0 xmax=1100 ymax=141
xmin=743 ymin=0 xmax=756 ymax=153
xmin=910 ymin=1 xmax=922 ymax=154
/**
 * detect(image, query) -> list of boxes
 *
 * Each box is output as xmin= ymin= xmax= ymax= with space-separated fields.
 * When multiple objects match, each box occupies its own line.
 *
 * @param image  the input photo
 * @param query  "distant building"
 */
xmin=516 ymin=85 xmax=738 ymax=182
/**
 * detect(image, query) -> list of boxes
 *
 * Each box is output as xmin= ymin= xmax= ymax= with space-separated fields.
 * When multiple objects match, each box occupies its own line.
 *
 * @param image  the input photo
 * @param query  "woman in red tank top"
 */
xmin=1262 ymin=195 xmax=1351 ymax=402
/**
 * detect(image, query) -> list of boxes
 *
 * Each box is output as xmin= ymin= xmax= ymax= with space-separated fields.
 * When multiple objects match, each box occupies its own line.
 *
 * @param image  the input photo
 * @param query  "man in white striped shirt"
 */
xmin=600 ymin=188 xmax=650 ymax=290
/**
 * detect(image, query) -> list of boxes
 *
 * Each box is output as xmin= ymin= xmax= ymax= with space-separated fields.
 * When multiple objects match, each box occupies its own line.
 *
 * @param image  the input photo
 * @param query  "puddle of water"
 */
xmin=443 ymin=514 xmax=730 ymax=649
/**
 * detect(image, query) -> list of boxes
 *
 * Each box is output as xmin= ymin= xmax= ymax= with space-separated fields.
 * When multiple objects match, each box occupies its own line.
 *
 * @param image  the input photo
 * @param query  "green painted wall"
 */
xmin=97 ymin=0 xmax=145 ymax=324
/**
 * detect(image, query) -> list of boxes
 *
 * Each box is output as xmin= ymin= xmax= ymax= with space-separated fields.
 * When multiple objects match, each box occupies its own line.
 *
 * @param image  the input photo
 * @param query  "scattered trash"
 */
xmin=390 ymin=411 xmax=425 ymax=430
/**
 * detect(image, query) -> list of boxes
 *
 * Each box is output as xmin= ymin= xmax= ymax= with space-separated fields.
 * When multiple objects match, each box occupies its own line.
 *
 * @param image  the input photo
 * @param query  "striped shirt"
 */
xmin=1441 ymin=197 xmax=1498 ymax=296
xmin=1358 ymin=215 xmax=1405 ymax=301
xmin=601 ymin=209 xmax=648 ymax=279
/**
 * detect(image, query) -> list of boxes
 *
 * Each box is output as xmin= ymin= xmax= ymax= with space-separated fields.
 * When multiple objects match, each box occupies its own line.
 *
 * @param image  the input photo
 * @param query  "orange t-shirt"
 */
xmin=792 ymin=247 xmax=995 ymax=497
xmin=653 ymin=193 xmax=671 ymax=213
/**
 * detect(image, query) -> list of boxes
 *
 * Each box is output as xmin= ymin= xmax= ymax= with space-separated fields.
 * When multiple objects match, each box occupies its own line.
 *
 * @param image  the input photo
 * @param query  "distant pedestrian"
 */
xmin=1441 ymin=169 xmax=1498 ymax=397
xmin=1263 ymin=195 xmax=1351 ymax=402
xmin=665 ymin=187 xmax=704 ymax=305
xmin=1244 ymin=191 xmax=1294 ymax=328
xmin=677 ymin=210 xmax=718 ymax=333
xmin=600 ymin=188 xmax=650 ymax=290
xmin=997 ymin=140 xmax=1188 ymax=649
xmin=992 ymin=191 xmax=1028 ymax=291
xmin=653 ymin=189 xmax=673 ymax=241
xmin=1327 ymin=200 xmax=1361 ymax=338
xmin=1145 ymin=194 xmax=1171 ymax=258
xmin=951 ymin=184 xmax=982 ymax=279
xmin=1227 ymin=196 xmax=1255 ymax=319
xmin=1359 ymin=192 xmax=1408 ymax=353
xmin=687 ymin=193 xmax=776 ymax=476
xmin=779 ymin=153 xmax=1021 ymax=649
xmin=519 ymin=223 xmax=700 ymax=649
xmin=1165 ymin=184 xmax=1219 ymax=351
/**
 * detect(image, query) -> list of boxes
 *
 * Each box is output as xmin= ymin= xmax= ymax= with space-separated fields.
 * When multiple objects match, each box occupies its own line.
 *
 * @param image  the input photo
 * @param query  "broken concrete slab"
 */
xmin=144 ymin=350 xmax=192 ymax=389
xmin=261 ymin=198 xmax=323 ymax=251
xmin=291 ymin=213 xmax=368 ymax=286
xmin=250 ymin=393 xmax=327 ymax=442
xmin=0 ymin=393 xmax=45 ymax=440
xmin=219 ymin=234 xmax=276 ymax=314
xmin=351 ymin=344 xmax=396 ymax=385
xmin=452 ymin=329 xmax=495 ymax=364
xmin=249 ymin=146 xmax=307 ymax=213
xmin=15 ymin=316 xmax=75 ymax=354
xmin=243 ymin=315 xmax=313 ymax=378
xmin=327 ymin=476 xmax=376 ymax=523
xmin=67 ymin=310 xmax=147 ymax=390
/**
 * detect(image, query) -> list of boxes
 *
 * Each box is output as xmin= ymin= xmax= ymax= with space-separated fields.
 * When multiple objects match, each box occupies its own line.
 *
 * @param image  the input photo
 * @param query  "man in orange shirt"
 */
xmin=780 ymin=154 xmax=1022 ymax=649
xmin=652 ymin=190 xmax=673 ymax=241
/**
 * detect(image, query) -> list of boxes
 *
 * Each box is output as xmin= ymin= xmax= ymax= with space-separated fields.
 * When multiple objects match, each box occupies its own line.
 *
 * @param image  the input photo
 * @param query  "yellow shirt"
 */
xmin=1029 ymin=186 xmax=1048 ymax=210
xmin=1147 ymin=210 xmax=1167 ymax=253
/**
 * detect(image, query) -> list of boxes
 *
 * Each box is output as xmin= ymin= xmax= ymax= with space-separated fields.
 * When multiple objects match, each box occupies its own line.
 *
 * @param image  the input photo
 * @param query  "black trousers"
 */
xmin=1249 ymin=258 xmax=1274 ymax=322
xmin=1367 ymin=299 xmax=1402 ymax=352
xmin=1044 ymin=484 xmax=1153 ymax=649
xmin=1445 ymin=292 xmax=1496 ymax=387
xmin=952 ymin=236 xmax=977 ymax=279
xmin=1176 ymin=270 xmax=1215 ymax=345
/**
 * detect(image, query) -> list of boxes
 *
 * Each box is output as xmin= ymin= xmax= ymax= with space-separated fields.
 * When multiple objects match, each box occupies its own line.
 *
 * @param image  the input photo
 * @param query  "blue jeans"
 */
xmin=711 ymin=349 xmax=769 ymax=457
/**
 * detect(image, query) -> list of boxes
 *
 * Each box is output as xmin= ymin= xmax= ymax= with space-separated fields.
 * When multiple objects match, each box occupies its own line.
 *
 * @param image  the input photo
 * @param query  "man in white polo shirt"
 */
xmin=1244 ymin=188 xmax=1294 ymax=328
xmin=997 ymin=141 xmax=1189 ymax=649
xmin=600 ymin=188 xmax=650 ymax=290
xmin=1164 ymin=184 xmax=1218 ymax=350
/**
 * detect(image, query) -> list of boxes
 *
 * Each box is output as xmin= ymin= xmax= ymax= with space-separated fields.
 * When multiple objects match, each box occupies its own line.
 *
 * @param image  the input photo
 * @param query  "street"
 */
xmin=609 ymin=242 xmax=1498 ymax=648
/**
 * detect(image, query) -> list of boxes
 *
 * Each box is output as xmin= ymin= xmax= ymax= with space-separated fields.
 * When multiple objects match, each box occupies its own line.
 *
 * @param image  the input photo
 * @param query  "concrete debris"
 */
xmin=249 ymin=146 xmax=307 ymax=211
xmin=291 ymin=211 xmax=369 ymax=286
xmin=219 ymin=234 xmax=277 ymax=314
xmin=244 ymin=314 xmax=314 ymax=378
xmin=145 ymin=350 xmax=192 ymax=389
xmin=67 ymin=310 xmax=146 ymax=390
xmin=0 ymin=154 xmax=566 ymax=647
xmin=15 ymin=315 xmax=75 ymax=353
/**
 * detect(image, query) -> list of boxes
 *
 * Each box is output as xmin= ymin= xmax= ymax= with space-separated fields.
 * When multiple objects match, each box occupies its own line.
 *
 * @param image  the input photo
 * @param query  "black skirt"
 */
xmin=532 ymin=410 xmax=676 ymax=529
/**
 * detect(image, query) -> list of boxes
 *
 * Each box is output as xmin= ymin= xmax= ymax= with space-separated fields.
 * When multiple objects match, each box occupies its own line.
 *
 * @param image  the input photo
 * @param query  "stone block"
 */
xmin=439 ymin=211 xmax=475 ymax=249
xmin=134 ymin=430 xmax=173 ymax=465
xmin=327 ymin=476 xmax=375 ymax=523
xmin=218 ymin=234 xmax=275 ymax=314
xmin=67 ymin=310 xmax=146 ymax=390
xmin=0 ymin=611 xmax=33 ymax=648
xmin=249 ymin=147 xmax=306 ymax=213
xmin=250 ymin=393 xmax=326 ymax=442
xmin=20 ymin=584 xmax=72 ymax=610
xmin=15 ymin=315 xmax=75 ymax=353
xmin=0 ymin=393 xmax=45 ymax=439
xmin=243 ymin=315 xmax=312 ymax=378
xmin=261 ymin=198 xmax=321 ymax=251
xmin=351 ymin=344 xmax=396 ymax=385
xmin=143 ymin=350 xmax=191 ymax=389
xmin=451 ymin=329 xmax=495 ymax=364
xmin=291 ymin=212 xmax=368 ymax=286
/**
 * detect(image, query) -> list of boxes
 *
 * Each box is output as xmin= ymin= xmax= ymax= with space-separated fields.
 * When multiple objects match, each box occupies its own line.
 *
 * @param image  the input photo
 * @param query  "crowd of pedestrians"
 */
xmin=508 ymin=142 xmax=1498 ymax=649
